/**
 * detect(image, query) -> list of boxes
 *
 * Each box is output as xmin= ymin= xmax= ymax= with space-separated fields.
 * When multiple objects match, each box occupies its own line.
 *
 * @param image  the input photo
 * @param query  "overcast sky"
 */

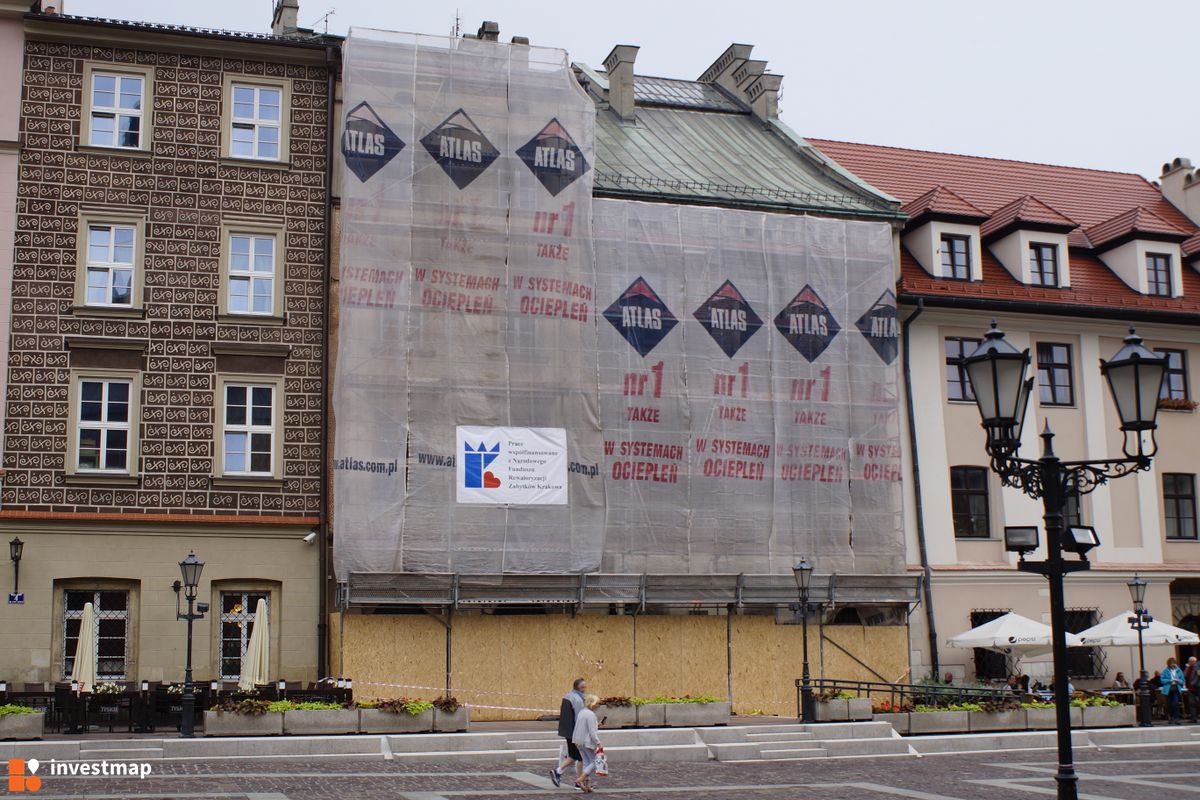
xmin=69 ymin=0 xmax=1199 ymax=180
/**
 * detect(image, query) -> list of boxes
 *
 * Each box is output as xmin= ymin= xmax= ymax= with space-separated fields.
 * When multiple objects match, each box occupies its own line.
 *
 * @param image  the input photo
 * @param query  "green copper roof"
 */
xmin=575 ymin=67 xmax=901 ymax=218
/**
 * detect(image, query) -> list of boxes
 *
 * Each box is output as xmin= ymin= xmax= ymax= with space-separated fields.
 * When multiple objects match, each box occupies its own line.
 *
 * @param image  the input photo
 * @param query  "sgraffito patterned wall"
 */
xmin=3 ymin=39 xmax=328 ymax=517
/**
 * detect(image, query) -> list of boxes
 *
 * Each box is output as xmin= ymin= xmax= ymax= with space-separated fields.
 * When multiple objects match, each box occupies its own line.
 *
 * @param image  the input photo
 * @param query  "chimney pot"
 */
xmin=603 ymin=44 xmax=639 ymax=121
xmin=477 ymin=21 xmax=500 ymax=41
xmin=271 ymin=0 xmax=300 ymax=36
xmin=511 ymin=36 xmax=530 ymax=45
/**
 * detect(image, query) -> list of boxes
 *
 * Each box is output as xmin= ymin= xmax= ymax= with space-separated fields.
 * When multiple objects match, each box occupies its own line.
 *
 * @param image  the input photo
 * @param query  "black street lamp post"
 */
xmin=1127 ymin=574 xmax=1153 ymax=727
xmin=8 ymin=537 xmax=22 ymax=594
xmin=964 ymin=324 xmax=1166 ymax=800
xmin=793 ymin=558 xmax=815 ymax=724
xmin=172 ymin=552 xmax=209 ymax=738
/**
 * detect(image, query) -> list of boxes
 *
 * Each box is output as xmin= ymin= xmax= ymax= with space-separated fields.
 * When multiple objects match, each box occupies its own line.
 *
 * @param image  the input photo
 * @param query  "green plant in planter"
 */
xmin=817 ymin=690 xmax=855 ymax=702
xmin=979 ymin=697 xmax=1021 ymax=713
xmin=632 ymin=694 xmax=722 ymax=705
xmin=367 ymin=698 xmax=434 ymax=716
xmin=291 ymin=701 xmax=344 ymax=711
xmin=212 ymin=698 xmax=271 ymax=715
xmin=432 ymin=695 xmax=461 ymax=713
xmin=913 ymin=702 xmax=982 ymax=712
xmin=0 ymin=704 xmax=37 ymax=716
xmin=1021 ymin=701 xmax=1055 ymax=709
xmin=598 ymin=696 xmax=632 ymax=707
xmin=1070 ymin=696 xmax=1121 ymax=708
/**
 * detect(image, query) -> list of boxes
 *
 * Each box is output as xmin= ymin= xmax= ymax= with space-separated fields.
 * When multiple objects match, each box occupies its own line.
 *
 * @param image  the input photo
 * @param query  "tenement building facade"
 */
xmin=0 ymin=11 xmax=334 ymax=686
xmin=809 ymin=138 xmax=1200 ymax=685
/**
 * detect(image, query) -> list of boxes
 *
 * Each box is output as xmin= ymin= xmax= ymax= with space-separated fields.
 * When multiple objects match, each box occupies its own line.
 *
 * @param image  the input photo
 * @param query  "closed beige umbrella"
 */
xmin=238 ymin=598 xmax=270 ymax=691
xmin=70 ymin=602 xmax=97 ymax=691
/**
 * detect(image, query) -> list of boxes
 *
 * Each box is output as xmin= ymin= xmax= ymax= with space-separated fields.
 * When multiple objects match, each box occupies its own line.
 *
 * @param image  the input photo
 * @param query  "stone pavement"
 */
xmin=14 ymin=745 xmax=1200 ymax=799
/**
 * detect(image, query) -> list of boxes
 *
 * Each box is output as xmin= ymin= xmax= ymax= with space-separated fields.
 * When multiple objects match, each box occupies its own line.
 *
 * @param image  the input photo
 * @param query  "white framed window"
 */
xmin=230 ymin=83 xmax=282 ymax=160
xmin=229 ymin=234 xmax=276 ymax=315
xmin=84 ymin=66 xmax=148 ymax=150
xmin=222 ymin=383 xmax=276 ymax=476
xmin=85 ymin=224 xmax=136 ymax=307
xmin=64 ymin=589 xmax=131 ymax=681
xmin=76 ymin=378 xmax=132 ymax=472
xmin=219 ymin=590 xmax=270 ymax=680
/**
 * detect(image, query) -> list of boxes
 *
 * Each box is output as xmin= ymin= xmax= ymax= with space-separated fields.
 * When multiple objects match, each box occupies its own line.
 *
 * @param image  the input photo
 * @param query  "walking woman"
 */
xmin=572 ymin=694 xmax=602 ymax=793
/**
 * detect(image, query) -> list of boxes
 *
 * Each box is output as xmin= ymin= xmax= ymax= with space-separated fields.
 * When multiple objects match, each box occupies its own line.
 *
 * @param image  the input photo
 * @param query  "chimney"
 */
xmin=1161 ymin=157 xmax=1200 ymax=226
xmin=271 ymin=0 xmax=299 ymax=35
xmin=700 ymin=44 xmax=784 ymax=122
xmin=699 ymin=44 xmax=754 ymax=98
xmin=41 ymin=1 xmax=61 ymax=13
xmin=745 ymin=73 xmax=783 ymax=120
xmin=477 ymin=21 xmax=499 ymax=41
xmin=603 ymin=45 xmax=639 ymax=121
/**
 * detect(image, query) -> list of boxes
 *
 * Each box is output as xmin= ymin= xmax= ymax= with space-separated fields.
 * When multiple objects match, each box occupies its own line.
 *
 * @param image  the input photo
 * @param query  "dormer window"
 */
xmin=1147 ymin=253 xmax=1173 ymax=296
xmin=941 ymin=234 xmax=970 ymax=280
xmin=1028 ymin=243 xmax=1059 ymax=287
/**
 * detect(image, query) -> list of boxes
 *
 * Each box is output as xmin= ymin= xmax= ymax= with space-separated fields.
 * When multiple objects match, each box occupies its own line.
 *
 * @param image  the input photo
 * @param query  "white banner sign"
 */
xmin=456 ymin=426 xmax=569 ymax=505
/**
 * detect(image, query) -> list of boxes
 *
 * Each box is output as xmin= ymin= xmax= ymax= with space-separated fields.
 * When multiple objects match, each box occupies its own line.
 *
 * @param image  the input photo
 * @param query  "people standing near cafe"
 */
xmin=1186 ymin=656 xmax=1200 ymax=723
xmin=1160 ymin=658 xmax=1186 ymax=725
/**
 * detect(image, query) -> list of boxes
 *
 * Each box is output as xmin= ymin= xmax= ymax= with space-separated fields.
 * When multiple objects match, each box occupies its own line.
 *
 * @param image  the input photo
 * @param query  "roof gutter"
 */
xmin=594 ymin=188 xmax=907 ymax=222
xmin=898 ymin=292 xmax=1200 ymax=327
xmin=900 ymin=299 xmax=939 ymax=681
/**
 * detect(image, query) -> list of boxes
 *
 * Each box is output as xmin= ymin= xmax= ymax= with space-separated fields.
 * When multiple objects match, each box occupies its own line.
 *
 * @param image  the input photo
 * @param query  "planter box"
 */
xmin=815 ymin=700 xmax=849 ymax=722
xmin=848 ymin=698 xmax=873 ymax=721
xmin=1025 ymin=707 xmax=1083 ymax=729
xmin=635 ymin=703 xmax=666 ymax=727
xmin=358 ymin=708 xmax=433 ymax=734
xmin=907 ymin=710 xmax=969 ymax=734
xmin=1081 ymin=704 xmax=1135 ymax=728
xmin=596 ymin=704 xmax=636 ymax=729
xmin=203 ymin=710 xmax=283 ymax=737
xmin=968 ymin=709 xmax=1027 ymax=732
xmin=0 ymin=712 xmax=44 ymax=740
xmin=283 ymin=709 xmax=358 ymax=735
xmin=874 ymin=712 xmax=909 ymax=735
xmin=663 ymin=702 xmax=730 ymax=727
xmin=433 ymin=706 xmax=469 ymax=732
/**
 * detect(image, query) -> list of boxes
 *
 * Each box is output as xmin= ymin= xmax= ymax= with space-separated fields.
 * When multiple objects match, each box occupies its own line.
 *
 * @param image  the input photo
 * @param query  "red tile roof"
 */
xmin=807 ymin=138 xmax=1197 ymax=249
xmin=1084 ymin=206 xmax=1189 ymax=249
xmin=899 ymin=247 xmax=1200 ymax=317
xmin=901 ymin=185 xmax=986 ymax=221
xmin=808 ymin=138 xmax=1200 ymax=317
xmin=979 ymin=195 xmax=1076 ymax=240
xmin=1185 ymin=232 xmax=1200 ymax=259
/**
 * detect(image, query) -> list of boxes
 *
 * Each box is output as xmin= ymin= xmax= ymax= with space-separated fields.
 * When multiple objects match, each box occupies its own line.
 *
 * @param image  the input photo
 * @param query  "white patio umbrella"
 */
xmin=1076 ymin=611 xmax=1200 ymax=647
xmin=947 ymin=612 xmax=1084 ymax=657
xmin=69 ymin=602 xmax=97 ymax=692
xmin=238 ymin=598 xmax=270 ymax=691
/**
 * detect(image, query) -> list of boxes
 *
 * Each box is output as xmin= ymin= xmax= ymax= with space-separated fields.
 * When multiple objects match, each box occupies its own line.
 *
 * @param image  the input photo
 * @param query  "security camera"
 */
xmin=302 ymin=531 xmax=317 ymax=545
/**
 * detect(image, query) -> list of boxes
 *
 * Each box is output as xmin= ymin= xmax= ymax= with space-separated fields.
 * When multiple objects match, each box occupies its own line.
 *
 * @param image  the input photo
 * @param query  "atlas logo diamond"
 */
xmin=603 ymin=276 xmax=678 ymax=356
xmin=341 ymin=101 xmax=405 ymax=183
xmin=693 ymin=280 xmax=763 ymax=358
xmin=420 ymin=109 xmax=500 ymax=189
xmin=516 ymin=118 xmax=590 ymax=196
xmin=774 ymin=285 xmax=840 ymax=362
xmin=856 ymin=290 xmax=899 ymax=364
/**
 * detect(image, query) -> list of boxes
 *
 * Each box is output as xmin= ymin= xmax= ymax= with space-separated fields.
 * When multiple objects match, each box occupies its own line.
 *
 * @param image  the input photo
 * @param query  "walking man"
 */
xmin=551 ymin=678 xmax=587 ymax=788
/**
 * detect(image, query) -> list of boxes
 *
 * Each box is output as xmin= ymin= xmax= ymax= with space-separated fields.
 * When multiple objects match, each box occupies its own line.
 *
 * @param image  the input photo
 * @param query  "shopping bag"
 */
xmin=594 ymin=747 xmax=609 ymax=777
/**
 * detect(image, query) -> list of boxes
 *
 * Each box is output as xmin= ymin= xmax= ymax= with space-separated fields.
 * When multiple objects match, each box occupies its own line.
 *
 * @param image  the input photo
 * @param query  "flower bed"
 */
xmin=815 ymin=692 xmax=873 ymax=722
xmin=617 ymin=695 xmax=731 ymax=728
xmin=871 ymin=697 xmax=1129 ymax=735
xmin=277 ymin=701 xmax=358 ymax=735
xmin=432 ymin=696 xmax=469 ymax=732
xmin=596 ymin=697 xmax=637 ymax=729
xmin=203 ymin=700 xmax=282 ymax=737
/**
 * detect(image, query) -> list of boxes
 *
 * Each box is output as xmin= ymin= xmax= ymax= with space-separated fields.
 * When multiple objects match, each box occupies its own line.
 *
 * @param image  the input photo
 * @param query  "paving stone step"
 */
xmin=745 ymin=731 xmax=817 ymax=742
xmin=78 ymin=748 xmax=164 ymax=761
xmin=78 ymin=739 xmax=163 ymax=751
